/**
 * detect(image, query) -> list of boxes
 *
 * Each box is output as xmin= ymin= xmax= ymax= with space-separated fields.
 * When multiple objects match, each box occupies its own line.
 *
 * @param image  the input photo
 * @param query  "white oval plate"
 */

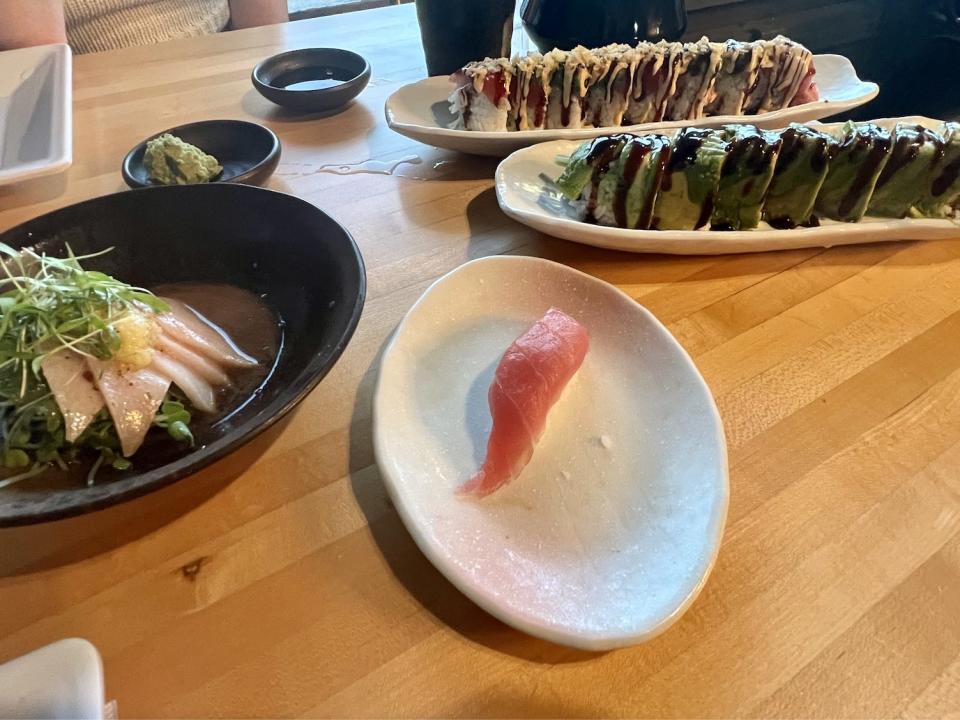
xmin=385 ymin=54 xmax=878 ymax=157
xmin=373 ymin=256 xmax=728 ymax=650
xmin=495 ymin=116 xmax=960 ymax=255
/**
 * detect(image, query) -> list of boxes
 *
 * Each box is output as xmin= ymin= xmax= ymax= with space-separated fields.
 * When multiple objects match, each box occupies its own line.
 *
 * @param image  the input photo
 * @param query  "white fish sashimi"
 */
xmin=154 ymin=332 xmax=231 ymax=386
xmin=41 ymin=349 xmax=105 ymax=443
xmin=149 ymin=352 xmax=217 ymax=414
xmin=87 ymin=359 xmax=170 ymax=457
xmin=154 ymin=297 xmax=258 ymax=369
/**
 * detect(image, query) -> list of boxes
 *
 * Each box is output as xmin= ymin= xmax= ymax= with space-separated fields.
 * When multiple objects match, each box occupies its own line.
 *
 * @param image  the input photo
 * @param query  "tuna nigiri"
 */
xmin=459 ymin=308 xmax=589 ymax=498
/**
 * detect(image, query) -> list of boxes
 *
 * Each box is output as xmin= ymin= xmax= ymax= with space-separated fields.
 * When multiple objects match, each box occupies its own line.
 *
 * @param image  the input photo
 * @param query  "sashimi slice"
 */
xmin=459 ymin=308 xmax=589 ymax=498
xmin=154 ymin=297 xmax=257 ymax=368
xmin=87 ymin=359 xmax=170 ymax=457
xmin=41 ymin=349 xmax=105 ymax=442
xmin=149 ymin=352 xmax=217 ymax=414
xmin=155 ymin=332 xmax=231 ymax=386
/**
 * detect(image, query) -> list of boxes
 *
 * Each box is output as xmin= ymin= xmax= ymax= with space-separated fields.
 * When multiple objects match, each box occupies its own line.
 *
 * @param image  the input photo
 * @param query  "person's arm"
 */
xmin=227 ymin=0 xmax=289 ymax=29
xmin=0 ymin=0 xmax=67 ymax=49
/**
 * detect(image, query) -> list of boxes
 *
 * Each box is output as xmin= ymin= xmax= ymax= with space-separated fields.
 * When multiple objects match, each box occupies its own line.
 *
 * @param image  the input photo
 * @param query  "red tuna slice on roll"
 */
xmin=459 ymin=308 xmax=590 ymax=498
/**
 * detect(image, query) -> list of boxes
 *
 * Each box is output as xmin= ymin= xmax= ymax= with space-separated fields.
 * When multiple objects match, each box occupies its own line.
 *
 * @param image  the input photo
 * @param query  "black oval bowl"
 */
xmin=0 ymin=184 xmax=365 ymax=526
xmin=252 ymin=48 xmax=371 ymax=113
xmin=122 ymin=120 xmax=281 ymax=189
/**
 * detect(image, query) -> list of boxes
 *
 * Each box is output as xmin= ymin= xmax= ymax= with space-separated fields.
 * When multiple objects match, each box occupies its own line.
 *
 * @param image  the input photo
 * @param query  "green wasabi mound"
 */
xmin=144 ymin=133 xmax=222 ymax=186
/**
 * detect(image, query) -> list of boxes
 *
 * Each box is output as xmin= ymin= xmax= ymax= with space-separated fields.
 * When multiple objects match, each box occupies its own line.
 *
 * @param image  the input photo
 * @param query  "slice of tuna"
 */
xmin=41 ymin=348 xmax=105 ymax=443
xmin=459 ymin=308 xmax=590 ymax=498
xmin=87 ymin=359 xmax=170 ymax=457
xmin=154 ymin=297 xmax=257 ymax=369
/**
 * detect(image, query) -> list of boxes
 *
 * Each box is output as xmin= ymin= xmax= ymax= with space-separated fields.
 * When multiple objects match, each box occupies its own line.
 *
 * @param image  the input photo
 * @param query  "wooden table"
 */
xmin=2 ymin=6 xmax=960 ymax=718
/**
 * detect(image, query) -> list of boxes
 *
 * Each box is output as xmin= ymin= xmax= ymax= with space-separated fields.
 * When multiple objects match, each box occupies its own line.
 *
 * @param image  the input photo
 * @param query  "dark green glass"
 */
xmin=415 ymin=0 xmax=517 ymax=76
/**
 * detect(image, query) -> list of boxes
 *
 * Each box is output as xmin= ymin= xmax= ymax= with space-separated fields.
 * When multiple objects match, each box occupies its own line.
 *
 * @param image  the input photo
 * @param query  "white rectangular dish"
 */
xmin=495 ymin=116 xmax=960 ymax=255
xmin=0 ymin=44 xmax=73 ymax=186
xmin=0 ymin=639 xmax=105 ymax=720
xmin=386 ymin=54 xmax=878 ymax=157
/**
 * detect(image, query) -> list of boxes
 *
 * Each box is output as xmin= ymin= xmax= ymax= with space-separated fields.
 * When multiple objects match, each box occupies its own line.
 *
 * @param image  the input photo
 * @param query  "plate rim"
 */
xmin=372 ymin=254 xmax=730 ymax=650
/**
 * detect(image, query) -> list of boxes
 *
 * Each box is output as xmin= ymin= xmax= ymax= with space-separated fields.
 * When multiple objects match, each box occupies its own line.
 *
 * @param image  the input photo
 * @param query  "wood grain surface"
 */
xmin=2 ymin=6 xmax=960 ymax=718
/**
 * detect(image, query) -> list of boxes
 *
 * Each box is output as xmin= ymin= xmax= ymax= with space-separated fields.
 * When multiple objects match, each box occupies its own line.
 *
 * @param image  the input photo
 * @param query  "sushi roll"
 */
xmin=816 ymin=122 xmax=893 ymax=223
xmin=868 ymin=123 xmax=946 ymax=218
xmin=625 ymin=41 xmax=683 ymax=125
xmin=581 ymin=44 xmax=636 ymax=128
xmin=555 ymin=134 xmax=635 ymax=221
xmin=545 ymin=47 xmax=599 ymax=129
xmin=593 ymin=135 xmax=672 ymax=229
xmin=711 ymin=125 xmax=782 ymax=230
xmin=763 ymin=124 xmax=833 ymax=228
xmin=663 ymin=37 xmax=724 ymax=121
xmin=760 ymin=36 xmax=816 ymax=113
xmin=514 ymin=53 xmax=551 ymax=130
xmin=448 ymin=58 xmax=515 ymax=131
xmin=705 ymin=40 xmax=763 ymax=116
xmin=914 ymin=122 xmax=960 ymax=218
xmin=651 ymin=128 xmax=728 ymax=230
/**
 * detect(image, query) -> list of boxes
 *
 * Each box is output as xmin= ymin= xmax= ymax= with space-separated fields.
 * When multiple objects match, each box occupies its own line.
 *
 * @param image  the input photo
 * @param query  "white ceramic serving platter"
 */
xmin=0 ymin=44 xmax=73 ymax=186
xmin=385 ymin=54 xmax=877 ymax=156
xmin=0 ymin=639 xmax=105 ymax=720
xmin=374 ymin=255 xmax=728 ymax=650
xmin=495 ymin=116 xmax=960 ymax=255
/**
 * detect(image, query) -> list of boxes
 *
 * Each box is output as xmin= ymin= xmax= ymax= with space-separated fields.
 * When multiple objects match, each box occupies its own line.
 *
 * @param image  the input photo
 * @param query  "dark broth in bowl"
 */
xmin=271 ymin=66 xmax=357 ymax=91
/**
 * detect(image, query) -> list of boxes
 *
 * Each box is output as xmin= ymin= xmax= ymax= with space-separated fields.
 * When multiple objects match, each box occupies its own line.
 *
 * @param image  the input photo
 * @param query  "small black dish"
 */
xmin=121 ymin=119 xmax=281 ymax=189
xmin=252 ymin=48 xmax=371 ymax=114
xmin=0 ymin=184 xmax=365 ymax=525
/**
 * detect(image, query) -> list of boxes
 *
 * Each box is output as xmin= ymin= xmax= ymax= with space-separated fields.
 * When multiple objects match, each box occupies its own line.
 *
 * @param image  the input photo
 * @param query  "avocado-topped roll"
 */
xmin=663 ymin=38 xmax=724 ymax=121
xmin=555 ymin=134 xmax=634 ymax=203
xmin=711 ymin=126 xmax=782 ymax=230
xmin=763 ymin=124 xmax=832 ymax=228
xmin=705 ymin=41 xmax=762 ymax=116
xmin=593 ymin=135 xmax=672 ymax=229
xmin=652 ymin=128 xmax=728 ymax=230
xmin=816 ymin=122 xmax=893 ymax=222
xmin=915 ymin=122 xmax=960 ymax=218
xmin=867 ymin=123 xmax=946 ymax=218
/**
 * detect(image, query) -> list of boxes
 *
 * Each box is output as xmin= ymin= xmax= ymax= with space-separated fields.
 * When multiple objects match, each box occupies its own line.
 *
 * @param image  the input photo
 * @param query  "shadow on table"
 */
xmin=348 ymin=335 xmax=603 ymax=666
xmin=0 ymin=413 xmax=292 ymax=577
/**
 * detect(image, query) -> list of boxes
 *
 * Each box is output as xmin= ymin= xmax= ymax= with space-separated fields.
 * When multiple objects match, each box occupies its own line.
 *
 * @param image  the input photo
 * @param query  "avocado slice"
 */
xmin=652 ymin=128 xmax=727 ymax=230
xmin=869 ymin=123 xmax=946 ymax=218
xmin=816 ymin=122 xmax=892 ymax=222
xmin=711 ymin=125 xmax=782 ymax=230
xmin=763 ymin=124 xmax=832 ymax=229
xmin=593 ymin=134 xmax=671 ymax=229
xmin=555 ymin=134 xmax=633 ymax=202
xmin=914 ymin=122 xmax=960 ymax=218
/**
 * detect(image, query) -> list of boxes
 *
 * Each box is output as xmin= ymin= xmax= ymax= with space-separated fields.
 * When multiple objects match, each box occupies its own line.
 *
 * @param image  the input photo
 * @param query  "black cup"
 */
xmin=415 ymin=0 xmax=516 ymax=76
xmin=521 ymin=0 xmax=687 ymax=52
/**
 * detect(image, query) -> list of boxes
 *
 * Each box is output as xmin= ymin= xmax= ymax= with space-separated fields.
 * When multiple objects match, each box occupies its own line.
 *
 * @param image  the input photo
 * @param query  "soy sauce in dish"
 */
xmin=270 ymin=66 xmax=356 ymax=91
